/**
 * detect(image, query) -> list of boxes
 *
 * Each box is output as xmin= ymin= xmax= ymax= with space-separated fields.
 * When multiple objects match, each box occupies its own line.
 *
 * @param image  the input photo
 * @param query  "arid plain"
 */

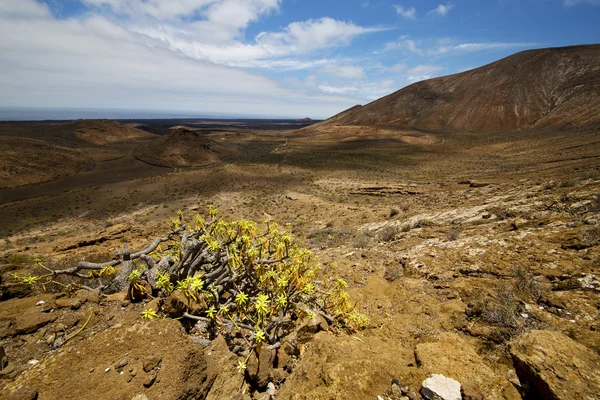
xmin=1 ymin=45 xmax=600 ymax=400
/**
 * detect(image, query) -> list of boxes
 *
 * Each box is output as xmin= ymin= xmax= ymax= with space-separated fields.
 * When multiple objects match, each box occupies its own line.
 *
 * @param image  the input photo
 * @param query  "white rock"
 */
xmin=27 ymin=359 xmax=39 ymax=365
xmin=267 ymin=382 xmax=276 ymax=397
xmin=421 ymin=374 xmax=462 ymax=400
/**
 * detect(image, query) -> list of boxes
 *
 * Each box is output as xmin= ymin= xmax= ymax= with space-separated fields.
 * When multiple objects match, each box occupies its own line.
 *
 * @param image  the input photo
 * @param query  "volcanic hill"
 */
xmin=312 ymin=44 xmax=600 ymax=134
xmin=134 ymin=127 xmax=234 ymax=168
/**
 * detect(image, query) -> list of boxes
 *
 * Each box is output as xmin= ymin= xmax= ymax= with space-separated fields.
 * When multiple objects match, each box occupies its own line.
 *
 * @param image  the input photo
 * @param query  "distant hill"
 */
xmin=0 ymin=119 xmax=156 ymax=147
xmin=0 ymin=136 xmax=92 ymax=189
xmin=134 ymin=128 xmax=234 ymax=167
xmin=74 ymin=120 xmax=155 ymax=145
xmin=313 ymin=45 xmax=600 ymax=134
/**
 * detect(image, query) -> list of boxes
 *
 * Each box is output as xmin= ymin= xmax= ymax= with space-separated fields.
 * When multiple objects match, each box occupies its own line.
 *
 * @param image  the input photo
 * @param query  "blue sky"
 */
xmin=0 ymin=0 xmax=599 ymax=119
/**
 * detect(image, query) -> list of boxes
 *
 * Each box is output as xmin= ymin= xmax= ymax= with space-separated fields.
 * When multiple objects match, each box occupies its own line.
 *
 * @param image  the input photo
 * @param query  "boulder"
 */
xmin=509 ymin=330 xmax=600 ymax=400
xmin=420 ymin=374 xmax=461 ymax=400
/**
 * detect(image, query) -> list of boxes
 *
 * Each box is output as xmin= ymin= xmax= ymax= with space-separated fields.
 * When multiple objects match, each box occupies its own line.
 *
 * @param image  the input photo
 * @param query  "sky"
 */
xmin=0 ymin=0 xmax=599 ymax=119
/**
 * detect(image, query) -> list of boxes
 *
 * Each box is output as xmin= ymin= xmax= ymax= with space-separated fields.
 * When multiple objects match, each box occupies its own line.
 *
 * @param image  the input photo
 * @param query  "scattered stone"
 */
xmin=142 ymin=355 xmax=162 ymax=373
xmin=509 ymin=330 xmax=600 ymax=400
xmin=114 ymin=358 xmax=128 ymax=371
xmin=143 ymin=370 xmax=157 ymax=388
xmin=420 ymin=374 xmax=461 ymax=400
xmin=191 ymin=336 xmax=212 ymax=347
xmin=131 ymin=394 xmax=149 ymax=400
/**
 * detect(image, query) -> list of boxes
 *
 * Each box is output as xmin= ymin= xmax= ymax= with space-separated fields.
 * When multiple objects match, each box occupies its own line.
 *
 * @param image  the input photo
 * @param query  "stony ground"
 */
xmin=1 ymin=124 xmax=599 ymax=399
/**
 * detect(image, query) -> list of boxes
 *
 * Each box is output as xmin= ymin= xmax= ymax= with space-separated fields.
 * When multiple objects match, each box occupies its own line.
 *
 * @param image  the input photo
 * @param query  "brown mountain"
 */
xmin=315 ymin=44 xmax=600 ymax=134
xmin=134 ymin=128 xmax=234 ymax=167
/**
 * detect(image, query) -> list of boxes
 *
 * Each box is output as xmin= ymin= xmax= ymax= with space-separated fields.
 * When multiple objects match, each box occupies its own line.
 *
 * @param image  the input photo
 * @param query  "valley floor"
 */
xmin=1 ymin=124 xmax=600 ymax=399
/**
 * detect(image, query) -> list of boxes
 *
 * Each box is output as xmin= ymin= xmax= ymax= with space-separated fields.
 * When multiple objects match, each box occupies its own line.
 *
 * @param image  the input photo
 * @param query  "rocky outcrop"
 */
xmin=509 ymin=330 xmax=600 ymax=400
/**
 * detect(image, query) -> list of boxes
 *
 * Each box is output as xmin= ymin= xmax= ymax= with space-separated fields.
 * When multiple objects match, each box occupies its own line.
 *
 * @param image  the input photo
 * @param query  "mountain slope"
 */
xmin=317 ymin=45 xmax=600 ymax=134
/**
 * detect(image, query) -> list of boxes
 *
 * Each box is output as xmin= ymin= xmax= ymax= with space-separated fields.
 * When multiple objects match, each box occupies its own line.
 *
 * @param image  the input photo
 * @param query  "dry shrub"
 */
xmin=377 ymin=224 xmax=401 ymax=242
xmin=446 ymin=228 xmax=460 ymax=241
xmin=514 ymin=266 xmax=542 ymax=301
xmin=353 ymin=232 xmax=372 ymax=249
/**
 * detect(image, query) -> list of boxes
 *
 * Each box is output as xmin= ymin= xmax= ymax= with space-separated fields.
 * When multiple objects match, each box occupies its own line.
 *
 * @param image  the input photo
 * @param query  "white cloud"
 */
xmin=407 ymin=65 xmax=443 ymax=75
xmin=428 ymin=3 xmax=453 ymax=16
xmin=0 ymin=0 xmax=369 ymax=118
xmin=431 ymin=41 xmax=536 ymax=55
xmin=378 ymin=37 xmax=423 ymax=55
xmin=318 ymin=85 xmax=359 ymax=94
xmin=320 ymin=64 xmax=366 ymax=79
xmin=134 ymin=17 xmax=386 ymax=68
xmin=406 ymin=64 xmax=444 ymax=83
xmin=564 ymin=0 xmax=600 ymax=5
xmin=394 ymin=5 xmax=416 ymax=19
xmin=379 ymin=37 xmax=534 ymax=56
xmin=0 ymin=0 xmax=51 ymax=17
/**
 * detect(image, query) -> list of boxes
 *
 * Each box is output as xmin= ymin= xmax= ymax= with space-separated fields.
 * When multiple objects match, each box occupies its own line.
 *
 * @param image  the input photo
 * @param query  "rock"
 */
xmin=1 ymin=345 xmax=7 ymax=370
xmin=420 ymin=374 xmax=461 ymax=400
xmin=191 ymin=336 xmax=212 ymax=347
xmin=509 ymin=330 xmax=600 ymax=400
xmin=131 ymin=395 xmax=149 ymax=400
xmin=0 ymin=364 xmax=17 ymax=379
xmin=267 ymin=382 xmax=276 ymax=397
xmin=143 ymin=370 xmax=157 ymax=388
xmin=76 ymin=289 xmax=100 ymax=304
xmin=104 ymin=292 xmax=126 ymax=302
xmin=114 ymin=358 xmax=128 ymax=371
xmin=469 ymin=182 xmax=490 ymax=188
xmin=247 ymin=344 xmax=275 ymax=389
xmin=14 ymin=312 xmax=58 ymax=335
xmin=162 ymin=290 xmax=189 ymax=318
xmin=142 ymin=355 xmax=162 ymax=373
xmin=6 ymin=388 xmax=38 ymax=400
xmin=294 ymin=313 xmax=328 ymax=344
xmin=145 ymin=298 xmax=161 ymax=314
xmin=0 ymin=283 xmax=33 ymax=301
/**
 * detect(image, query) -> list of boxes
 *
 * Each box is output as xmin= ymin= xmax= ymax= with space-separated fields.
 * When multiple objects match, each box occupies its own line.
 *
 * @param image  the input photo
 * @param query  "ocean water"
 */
xmin=0 ymin=107 xmax=267 ymax=121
